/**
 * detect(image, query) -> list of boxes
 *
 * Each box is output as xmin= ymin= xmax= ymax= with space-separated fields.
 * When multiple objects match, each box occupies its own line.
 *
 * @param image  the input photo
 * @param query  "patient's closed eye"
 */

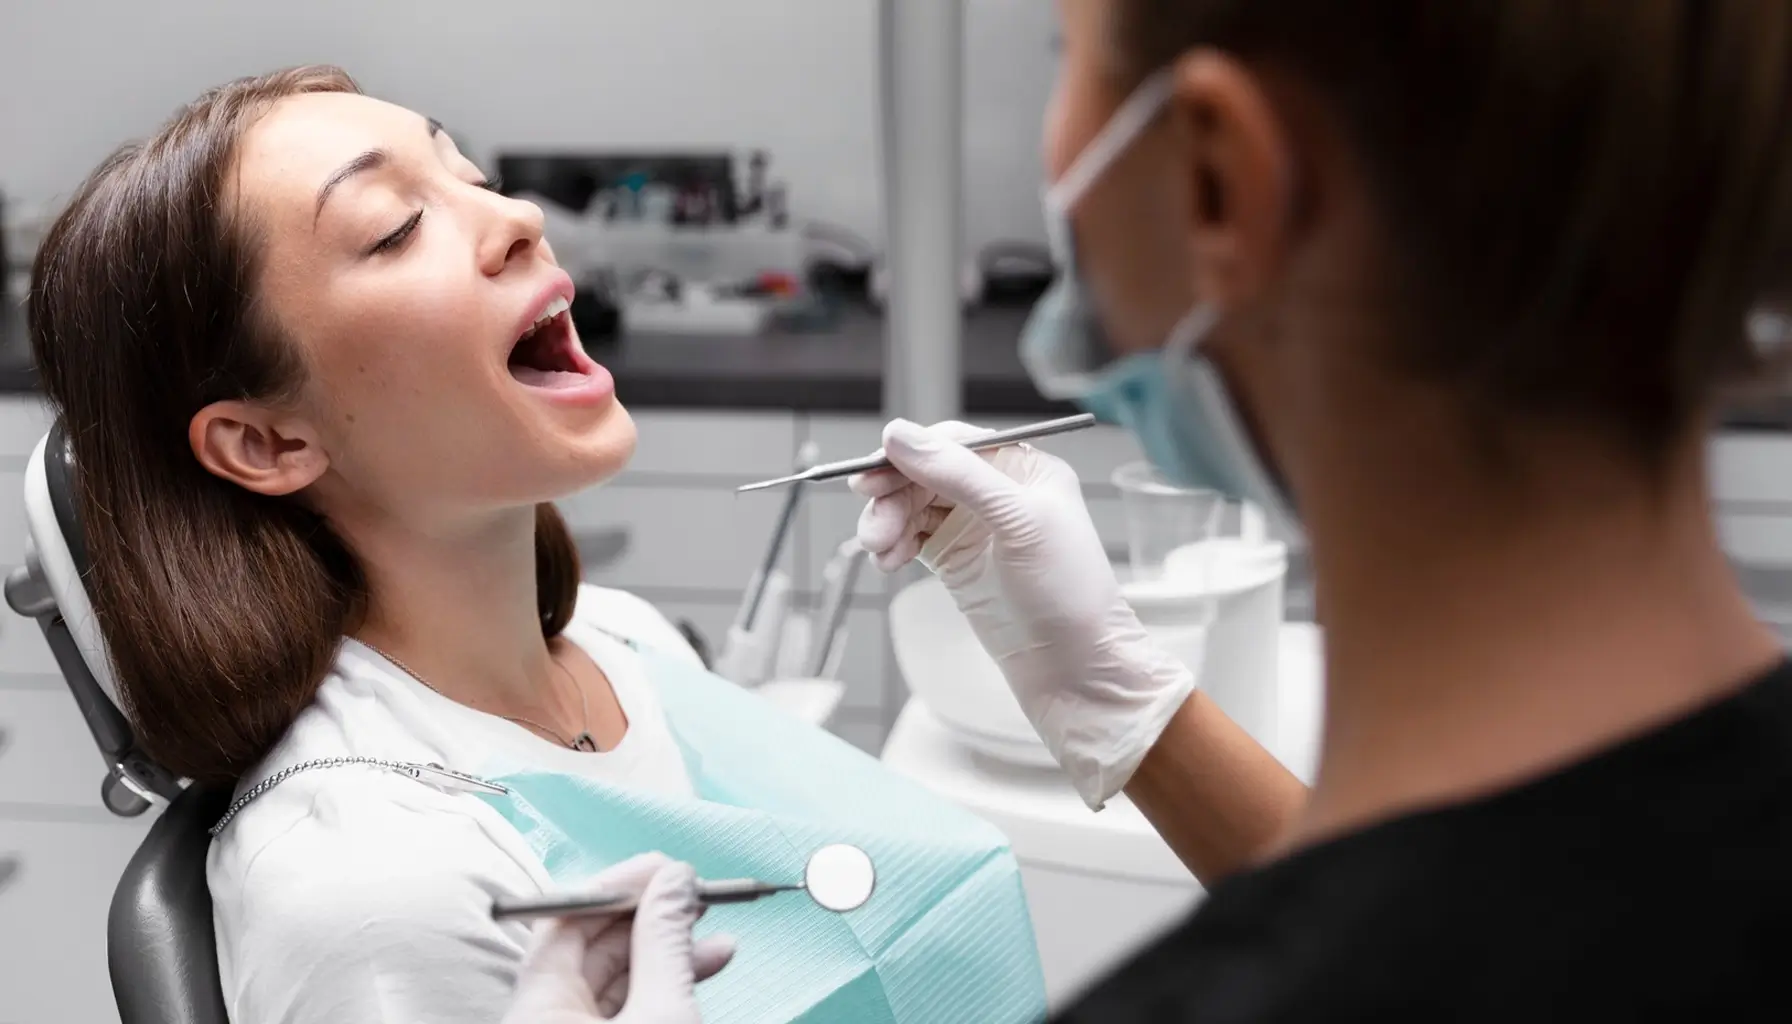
xmin=369 ymin=210 xmax=423 ymax=256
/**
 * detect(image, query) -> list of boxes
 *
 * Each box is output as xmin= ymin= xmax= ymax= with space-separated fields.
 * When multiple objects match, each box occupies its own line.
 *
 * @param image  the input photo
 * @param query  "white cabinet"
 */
xmin=0 ymin=688 xmax=118 ymax=810
xmin=1710 ymin=434 xmax=1792 ymax=644
xmin=0 ymin=817 xmax=153 ymax=1024
xmin=0 ymin=401 xmax=52 ymax=458
xmin=0 ymin=394 xmax=148 ymax=1024
xmin=979 ymin=414 xmax=1145 ymax=487
xmin=1711 ymin=434 xmax=1792 ymax=508
xmin=0 ymin=469 xmax=27 ymax=567
xmin=561 ymin=482 xmax=793 ymax=593
xmin=622 ymin=409 xmax=798 ymax=480
xmin=0 ymin=597 xmax=58 ymax=677
xmin=803 ymin=491 xmax=883 ymax=598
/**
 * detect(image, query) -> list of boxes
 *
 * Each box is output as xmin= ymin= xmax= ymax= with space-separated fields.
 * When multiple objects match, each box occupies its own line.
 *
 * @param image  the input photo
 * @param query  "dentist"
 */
xmin=856 ymin=0 xmax=1792 ymax=1019
xmin=503 ymin=0 xmax=1792 ymax=1019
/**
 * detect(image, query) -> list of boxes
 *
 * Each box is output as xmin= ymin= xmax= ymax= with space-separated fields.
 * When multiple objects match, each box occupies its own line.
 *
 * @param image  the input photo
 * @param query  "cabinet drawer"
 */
xmin=981 ymin=417 xmax=1142 ymax=488
xmin=801 ymin=490 xmax=1130 ymax=593
xmin=0 ymin=689 xmax=111 ymax=809
xmin=1710 ymin=434 xmax=1792 ymax=508
xmin=560 ymin=483 xmax=792 ymax=593
xmin=634 ymin=599 xmax=736 ymax=666
xmin=824 ymin=606 xmax=889 ymax=713
xmin=1736 ymin=562 xmax=1792 ymax=644
xmin=803 ymin=492 xmax=885 ymax=599
xmin=808 ymin=414 xmax=1142 ymax=490
xmin=1718 ymin=512 xmax=1792 ymax=569
xmin=0 ymin=605 xmax=59 ymax=675
xmin=803 ymin=415 xmax=886 ymax=466
xmin=644 ymin=600 xmax=887 ymax=713
xmin=623 ymin=411 xmax=797 ymax=480
xmin=0 ymin=398 xmax=53 ymax=458
xmin=0 ymin=817 xmax=154 ymax=1024
xmin=1 ymin=468 xmax=27 ymax=567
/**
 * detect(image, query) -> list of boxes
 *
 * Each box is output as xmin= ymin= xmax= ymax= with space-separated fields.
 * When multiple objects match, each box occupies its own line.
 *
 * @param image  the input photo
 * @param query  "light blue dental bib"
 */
xmin=479 ymin=648 xmax=1047 ymax=1023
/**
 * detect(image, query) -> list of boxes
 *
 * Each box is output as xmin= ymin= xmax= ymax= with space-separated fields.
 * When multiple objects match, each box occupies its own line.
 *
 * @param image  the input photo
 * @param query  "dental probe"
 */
xmin=735 ymin=413 xmax=1097 ymax=493
xmin=490 ymin=844 xmax=877 ymax=920
xmin=491 ymin=879 xmax=804 ymax=922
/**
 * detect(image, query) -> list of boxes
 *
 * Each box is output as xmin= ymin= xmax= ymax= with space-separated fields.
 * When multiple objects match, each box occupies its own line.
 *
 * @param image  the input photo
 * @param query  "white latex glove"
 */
xmin=501 ymin=854 xmax=736 ymax=1024
xmin=854 ymin=419 xmax=1195 ymax=809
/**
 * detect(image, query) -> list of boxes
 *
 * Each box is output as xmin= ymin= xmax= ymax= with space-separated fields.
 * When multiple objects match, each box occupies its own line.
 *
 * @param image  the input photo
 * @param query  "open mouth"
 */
xmin=507 ymin=296 xmax=590 ymax=389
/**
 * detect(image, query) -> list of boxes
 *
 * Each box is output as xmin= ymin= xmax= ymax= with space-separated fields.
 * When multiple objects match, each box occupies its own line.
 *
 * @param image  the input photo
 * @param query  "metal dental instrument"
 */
xmin=735 ymin=413 xmax=1098 ymax=493
xmin=805 ymin=540 xmax=867 ymax=679
xmin=742 ymin=441 xmax=819 ymax=631
xmin=489 ymin=843 xmax=877 ymax=922
xmin=491 ymin=879 xmax=804 ymax=922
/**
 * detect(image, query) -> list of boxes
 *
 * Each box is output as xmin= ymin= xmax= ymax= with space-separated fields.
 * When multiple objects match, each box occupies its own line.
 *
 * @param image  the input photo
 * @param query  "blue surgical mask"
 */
xmin=1021 ymin=71 xmax=1300 ymax=537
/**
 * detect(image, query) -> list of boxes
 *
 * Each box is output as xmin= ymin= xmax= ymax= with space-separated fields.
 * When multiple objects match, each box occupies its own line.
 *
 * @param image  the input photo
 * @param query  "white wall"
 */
xmin=0 ymin=0 xmax=1058 ymax=256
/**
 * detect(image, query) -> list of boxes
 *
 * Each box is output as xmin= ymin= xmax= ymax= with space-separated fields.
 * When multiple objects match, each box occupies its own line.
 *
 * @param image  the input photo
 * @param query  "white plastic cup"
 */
xmin=1111 ymin=462 xmax=1227 ymax=583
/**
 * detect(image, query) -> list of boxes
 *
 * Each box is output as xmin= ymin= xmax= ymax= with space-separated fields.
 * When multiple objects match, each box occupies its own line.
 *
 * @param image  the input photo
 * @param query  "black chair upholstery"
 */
xmin=107 ymin=783 xmax=233 ymax=1024
xmin=2 ymin=422 xmax=232 ymax=1024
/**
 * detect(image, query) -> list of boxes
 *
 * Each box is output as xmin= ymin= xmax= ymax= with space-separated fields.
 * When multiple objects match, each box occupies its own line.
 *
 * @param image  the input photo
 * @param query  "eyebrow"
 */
xmin=311 ymin=116 xmax=446 ymax=226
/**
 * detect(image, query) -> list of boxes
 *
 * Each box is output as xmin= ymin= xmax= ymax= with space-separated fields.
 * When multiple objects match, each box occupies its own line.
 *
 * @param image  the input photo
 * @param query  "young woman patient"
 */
xmin=26 ymin=66 xmax=945 ymax=1023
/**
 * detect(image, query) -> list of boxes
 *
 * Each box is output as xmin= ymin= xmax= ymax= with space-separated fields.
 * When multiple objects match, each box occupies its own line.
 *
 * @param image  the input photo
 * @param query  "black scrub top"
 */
xmin=1053 ymin=660 xmax=1792 ymax=1022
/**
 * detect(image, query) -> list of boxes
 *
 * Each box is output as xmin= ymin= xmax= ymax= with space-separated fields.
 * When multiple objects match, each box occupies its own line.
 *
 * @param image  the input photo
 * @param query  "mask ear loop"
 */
xmin=1161 ymin=304 xmax=1221 ymax=366
xmin=1045 ymin=69 xmax=1180 ymax=212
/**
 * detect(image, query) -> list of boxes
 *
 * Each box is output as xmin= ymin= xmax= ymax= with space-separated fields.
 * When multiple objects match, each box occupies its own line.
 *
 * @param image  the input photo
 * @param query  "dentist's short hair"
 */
xmin=1112 ymin=0 xmax=1792 ymax=459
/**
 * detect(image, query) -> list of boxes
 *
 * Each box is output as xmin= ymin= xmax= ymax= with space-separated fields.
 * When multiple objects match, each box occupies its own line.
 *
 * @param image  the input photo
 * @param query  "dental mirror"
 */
xmin=490 ymin=843 xmax=879 ymax=922
xmin=802 ymin=843 xmax=877 ymax=913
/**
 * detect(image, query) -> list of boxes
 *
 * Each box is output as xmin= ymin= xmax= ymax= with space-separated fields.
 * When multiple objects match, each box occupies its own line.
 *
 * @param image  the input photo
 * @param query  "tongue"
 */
xmin=508 ymin=316 xmax=587 ymax=388
xmin=510 ymin=365 xmax=589 ymax=389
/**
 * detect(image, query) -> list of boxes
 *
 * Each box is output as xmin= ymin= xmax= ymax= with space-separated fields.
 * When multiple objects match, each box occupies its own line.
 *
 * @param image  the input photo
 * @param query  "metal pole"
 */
xmin=878 ymin=0 xmax=964 ymax=425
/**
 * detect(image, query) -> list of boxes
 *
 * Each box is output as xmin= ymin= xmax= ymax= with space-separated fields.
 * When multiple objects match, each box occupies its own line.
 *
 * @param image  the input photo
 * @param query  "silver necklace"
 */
xmin=363 ymin=641 xmax=600 ymax=752
xmin=210 ymin=757 xmax=506 ymax=836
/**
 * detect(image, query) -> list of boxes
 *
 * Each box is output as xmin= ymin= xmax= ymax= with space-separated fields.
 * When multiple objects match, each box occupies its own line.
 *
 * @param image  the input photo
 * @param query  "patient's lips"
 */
xmin=506 ymin=292 xmax=614 ymax=405
xmin=508 ymin=298 xmax=579 ymax=387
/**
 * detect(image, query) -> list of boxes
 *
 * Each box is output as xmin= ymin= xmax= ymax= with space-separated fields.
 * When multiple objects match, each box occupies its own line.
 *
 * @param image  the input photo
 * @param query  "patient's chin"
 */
xmin=553 ymin=400 xmax=637 ymax=490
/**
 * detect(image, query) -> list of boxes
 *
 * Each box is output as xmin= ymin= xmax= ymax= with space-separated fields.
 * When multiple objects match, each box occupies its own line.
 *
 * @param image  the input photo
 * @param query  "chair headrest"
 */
xmin=16 ymin=421 xmax=181 ymax=808
xmin=24 ymin=421 xmax=122 ymax=704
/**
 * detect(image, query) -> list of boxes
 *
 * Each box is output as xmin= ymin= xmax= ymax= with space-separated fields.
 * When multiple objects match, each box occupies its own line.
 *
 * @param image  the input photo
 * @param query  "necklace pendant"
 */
xmin=570 ymin=732 xmax=599 ymax=753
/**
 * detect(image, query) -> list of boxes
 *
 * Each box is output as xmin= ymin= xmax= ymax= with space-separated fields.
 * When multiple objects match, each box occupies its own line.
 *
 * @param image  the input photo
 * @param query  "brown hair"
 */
xmin=27 ymin=66 xmax=582 ymax=783
xmin=1112 ymin=1 xmax=1792 ymax=455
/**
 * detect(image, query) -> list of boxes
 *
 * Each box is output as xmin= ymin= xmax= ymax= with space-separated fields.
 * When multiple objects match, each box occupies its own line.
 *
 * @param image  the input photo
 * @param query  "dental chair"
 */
xmin=3 ymin=423 xmax=229 ymax=1024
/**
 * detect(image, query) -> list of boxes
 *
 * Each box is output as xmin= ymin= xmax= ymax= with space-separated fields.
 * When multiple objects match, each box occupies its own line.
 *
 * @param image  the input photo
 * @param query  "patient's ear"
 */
xmin=189 ymin=400 xmax=328 ymax=496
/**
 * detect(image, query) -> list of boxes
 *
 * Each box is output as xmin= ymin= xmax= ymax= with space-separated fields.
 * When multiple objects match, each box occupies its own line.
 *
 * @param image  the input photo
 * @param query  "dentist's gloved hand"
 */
xmin=853 ymin=419 xmax=1195 ymax=810
xmin=501 ymin=854 xmax=736 ymax=1024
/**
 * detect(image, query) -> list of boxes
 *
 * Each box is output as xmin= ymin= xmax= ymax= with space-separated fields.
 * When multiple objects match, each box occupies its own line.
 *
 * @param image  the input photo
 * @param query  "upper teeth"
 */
xmin=523 ymin=296 xmax=571 ymax=337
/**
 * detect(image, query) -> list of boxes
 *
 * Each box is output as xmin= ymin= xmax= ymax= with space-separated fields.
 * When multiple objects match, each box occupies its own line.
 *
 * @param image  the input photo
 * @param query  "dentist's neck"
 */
xmin=348 ymin=505 xmax=558 ymax=707
xmin=1291 ymin=413 xmax=1779 ymax=847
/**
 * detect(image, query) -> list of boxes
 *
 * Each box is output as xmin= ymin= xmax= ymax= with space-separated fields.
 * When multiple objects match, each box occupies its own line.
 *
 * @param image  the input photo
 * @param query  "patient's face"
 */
xmin=233 ymin=91 xmax=634 ymax=523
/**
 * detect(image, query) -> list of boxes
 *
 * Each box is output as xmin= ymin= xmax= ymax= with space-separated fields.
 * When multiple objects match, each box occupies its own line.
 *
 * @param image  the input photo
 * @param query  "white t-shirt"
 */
xmin=207 ymin=584 xmax=702 ymax=1024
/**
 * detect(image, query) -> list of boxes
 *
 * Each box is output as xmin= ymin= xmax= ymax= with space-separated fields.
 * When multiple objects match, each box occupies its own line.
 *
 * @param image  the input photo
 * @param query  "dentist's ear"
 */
xmin=1171 ymin=50 xmax=1298 ymax=311
xmin=190 ymin=400 xmax=329 ymax=496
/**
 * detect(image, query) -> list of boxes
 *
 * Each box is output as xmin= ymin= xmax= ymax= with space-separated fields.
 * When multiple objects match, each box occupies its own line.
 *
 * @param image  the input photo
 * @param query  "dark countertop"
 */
xmin=6 ymin=293 xmax=1792 ymax=429
xmin=0 ymin=293 xmax=1068 ymax=416
xmin=579 ymin=303 xmax=1072 ymax=416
